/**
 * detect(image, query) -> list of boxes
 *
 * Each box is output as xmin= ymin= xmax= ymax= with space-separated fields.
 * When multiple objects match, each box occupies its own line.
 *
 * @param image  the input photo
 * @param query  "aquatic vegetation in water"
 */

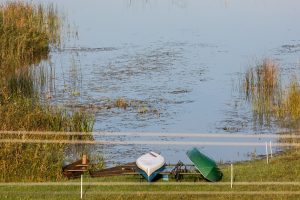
xmin=64 ymin=97 xmax=161 ymax=116
xmin=274 ymin=80 xmax=300 ymax=129
xmin=115 ymin=98 xmax=128 ymax=109
xmin=244 ymin=59 xmax=282 ymax=126
xmin=244 ymin=59 xmax=280 ymax=101
xmin=244 ymin=59 xmax=300 ymax=132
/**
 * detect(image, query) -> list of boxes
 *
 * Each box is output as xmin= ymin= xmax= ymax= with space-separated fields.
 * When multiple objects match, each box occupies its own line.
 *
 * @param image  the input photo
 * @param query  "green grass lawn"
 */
xmin=0 ymin=149 xmax=299 ymax=200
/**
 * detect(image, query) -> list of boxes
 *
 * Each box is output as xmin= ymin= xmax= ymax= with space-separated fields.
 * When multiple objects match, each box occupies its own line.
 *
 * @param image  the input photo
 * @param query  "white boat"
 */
xmin=136 ymin=151 xmax=165 ymax=182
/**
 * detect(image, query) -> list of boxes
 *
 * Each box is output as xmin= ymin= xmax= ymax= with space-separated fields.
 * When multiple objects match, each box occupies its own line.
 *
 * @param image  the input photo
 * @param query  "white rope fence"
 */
xmin=0 ymin=131 xmax=299 ymax=146
xmin=0 ymin=191 xmax=300 ymax=196
xmin=1 ymin=130 xmax=300 ymax=138
xmin=0 ymin=139 xmax=299 ymax=147
xmin=0 ymin=181 xmax=300 ymax=186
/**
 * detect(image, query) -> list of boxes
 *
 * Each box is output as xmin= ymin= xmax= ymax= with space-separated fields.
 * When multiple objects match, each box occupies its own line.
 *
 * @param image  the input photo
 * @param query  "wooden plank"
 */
xmin=75 ymin=164 xmax=89 ymax=167
xmin=66 ymin=170 xmax=88 ymax=172
xmin=89 ymin=162 xmax=137 ymax=177
xmin=89 ymin=162 xmax=199 ymax=178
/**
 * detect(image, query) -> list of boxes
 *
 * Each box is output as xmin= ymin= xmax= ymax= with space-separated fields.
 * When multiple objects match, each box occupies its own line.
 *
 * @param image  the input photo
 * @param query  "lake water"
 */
xmin=15 ymin=0 xmax=300 ymax=164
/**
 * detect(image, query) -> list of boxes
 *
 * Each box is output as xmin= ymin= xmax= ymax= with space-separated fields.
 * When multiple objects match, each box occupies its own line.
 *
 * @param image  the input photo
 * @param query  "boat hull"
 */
xmin=137 ymin=165 xmax=165 ymax=182
xmin=136 ymin=152 xmax=165 ymax=182
xmin=186 ymin=148 xmax=223 ymax=182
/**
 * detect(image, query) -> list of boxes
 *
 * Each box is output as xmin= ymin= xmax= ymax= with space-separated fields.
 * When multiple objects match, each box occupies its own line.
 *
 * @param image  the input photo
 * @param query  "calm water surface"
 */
xmin=18 ymin=0 xmax=300 ymax=164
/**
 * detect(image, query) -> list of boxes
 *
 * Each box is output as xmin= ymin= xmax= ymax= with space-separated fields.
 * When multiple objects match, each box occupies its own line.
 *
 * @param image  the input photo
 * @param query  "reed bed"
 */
xmin=244 ymin=59 xmax=279 ymax=100
xmin=244 ymin=59 xmax=282 ymax=126
xmin=274 ymin=81 xmax=300 ymax=130
xmin=0 ymin=2 xmax=96 ymax=182
xmin=0 ymin=1 xmax=60 ymax=78
xmin=244 ymin=59 xmax=300 ymax=134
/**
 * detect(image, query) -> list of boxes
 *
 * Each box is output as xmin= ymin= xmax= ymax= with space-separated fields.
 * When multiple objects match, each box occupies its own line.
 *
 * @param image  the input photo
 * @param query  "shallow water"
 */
xmin=11 ymin=0 xmax=300 ymax=164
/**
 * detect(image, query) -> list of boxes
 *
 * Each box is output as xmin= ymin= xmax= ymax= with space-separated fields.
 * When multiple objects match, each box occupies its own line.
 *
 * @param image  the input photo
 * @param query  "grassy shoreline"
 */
xmin=0 ymin=149 xmax=299 ymax=199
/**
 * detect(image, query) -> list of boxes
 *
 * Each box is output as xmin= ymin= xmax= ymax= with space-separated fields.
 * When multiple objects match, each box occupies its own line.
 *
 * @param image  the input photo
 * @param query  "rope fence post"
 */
xmin=265 ymin=142 xmax=269 ymax=164
xmin=270 ymin=141 xmax=273 ymax=158
xmin=231 ymin=164 xmax=233 ymax=189
xmin=81 ymin=174 xmax=83 ymax=199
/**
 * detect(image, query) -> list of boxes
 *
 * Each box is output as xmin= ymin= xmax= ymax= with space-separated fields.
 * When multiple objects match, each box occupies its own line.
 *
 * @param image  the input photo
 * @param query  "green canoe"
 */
xmin=186 ymin=148 xmax=223 ymax=182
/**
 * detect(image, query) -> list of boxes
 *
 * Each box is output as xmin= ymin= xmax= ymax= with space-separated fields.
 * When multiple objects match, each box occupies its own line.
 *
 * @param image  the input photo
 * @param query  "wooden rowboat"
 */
xmin=89 ymin=162 xmax=137 ymax=177
xmin=136 ymin=151 xmax=165 ymax=182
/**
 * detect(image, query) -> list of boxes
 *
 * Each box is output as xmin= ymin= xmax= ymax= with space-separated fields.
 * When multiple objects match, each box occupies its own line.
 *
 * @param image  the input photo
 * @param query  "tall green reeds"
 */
xmin=0 ymin=2 xmax=96 ymax=182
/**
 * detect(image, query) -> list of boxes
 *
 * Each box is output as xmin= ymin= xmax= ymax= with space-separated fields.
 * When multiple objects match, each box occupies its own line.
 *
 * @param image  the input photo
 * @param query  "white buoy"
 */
xmin=230 ymin=164 xmax=233 ymax=189
xmin=265 ymin=142 xmax=269 ymax=164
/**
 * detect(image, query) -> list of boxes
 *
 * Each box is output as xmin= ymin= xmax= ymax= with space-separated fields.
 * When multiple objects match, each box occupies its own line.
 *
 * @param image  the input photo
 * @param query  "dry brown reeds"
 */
xmin=244 ymin=59 xmax=300 ymax=131
xmin=244 ymin=59 xmax=279 ymax=100
xmin=244 ymin=59 xmax=282 ymax=125
xmin=0 ymin=1 xmax=61 ymax=77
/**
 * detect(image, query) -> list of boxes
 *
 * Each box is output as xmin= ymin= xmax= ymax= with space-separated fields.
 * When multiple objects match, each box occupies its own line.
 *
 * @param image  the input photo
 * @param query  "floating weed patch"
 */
xmin=137 ymin=105 xmax=149 ymax=114
xmin=115 ymin=98 xmax=128 ymax=109
xmin=65 ymin=97 xmax=161 ymax=116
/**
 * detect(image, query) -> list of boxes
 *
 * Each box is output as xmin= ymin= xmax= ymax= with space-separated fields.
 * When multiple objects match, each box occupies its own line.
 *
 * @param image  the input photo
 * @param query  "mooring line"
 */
xmin=1 ymin=131 xmax=300 ymax=139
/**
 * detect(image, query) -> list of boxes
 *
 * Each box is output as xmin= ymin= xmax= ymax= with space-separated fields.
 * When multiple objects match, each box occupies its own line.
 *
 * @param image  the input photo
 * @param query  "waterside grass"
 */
xmin=0 ymin=2 xmax=60 ymax=76
xmin=0 ymin=2 xmax=96 ymax=182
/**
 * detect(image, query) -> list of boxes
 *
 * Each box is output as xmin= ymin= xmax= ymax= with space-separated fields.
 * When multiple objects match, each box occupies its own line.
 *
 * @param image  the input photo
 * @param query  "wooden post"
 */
xmin=230 ymin=164 xmax=233 ymax=189
xmin=82 ymin=154 xmax=87 ymax=165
